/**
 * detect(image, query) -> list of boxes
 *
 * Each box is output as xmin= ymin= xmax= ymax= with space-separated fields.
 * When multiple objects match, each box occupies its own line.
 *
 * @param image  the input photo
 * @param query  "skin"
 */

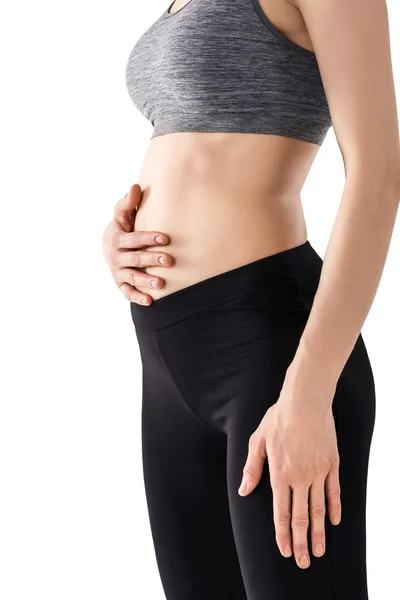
xmin=103 ymin=0 xmax=400 ymax=570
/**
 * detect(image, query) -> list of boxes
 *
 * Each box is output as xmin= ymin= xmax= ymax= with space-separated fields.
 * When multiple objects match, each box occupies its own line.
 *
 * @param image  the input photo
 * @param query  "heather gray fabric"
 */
xmin=125 ymin=0 xmax=332 ymax=145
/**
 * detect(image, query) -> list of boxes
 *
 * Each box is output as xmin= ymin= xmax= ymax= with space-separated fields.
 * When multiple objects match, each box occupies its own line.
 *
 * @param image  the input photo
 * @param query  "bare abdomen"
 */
xmin=133 ymin=131 xmax=318 ymax=299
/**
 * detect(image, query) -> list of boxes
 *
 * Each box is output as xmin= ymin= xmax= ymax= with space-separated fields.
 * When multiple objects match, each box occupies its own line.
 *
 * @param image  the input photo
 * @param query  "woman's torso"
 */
xmin=127 ymin=0 xmax=331 ymax=299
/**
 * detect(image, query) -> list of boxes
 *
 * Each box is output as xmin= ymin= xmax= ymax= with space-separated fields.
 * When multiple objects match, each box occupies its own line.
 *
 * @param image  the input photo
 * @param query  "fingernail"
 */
xmin=238 ymin=481 xmax=248 ymax=495
xmin=158 ymin=256 xmax=166 ymax=265
xmin=155 ymin=236 xmax=164 ymax=244
xmin=150 ymin=279 xmax=158 ymax=288
xmin=284 ymin=545 xmax=292 ymax=557
xmin=141 ymin=298 xmax=149 ymax=306
xmin=300 ymin=555 xmax=309 ymax=567
xmin=315 ymin=543 xmax=324 ymax=556
xmin=333 ymin=514 xmax=341 ymax=525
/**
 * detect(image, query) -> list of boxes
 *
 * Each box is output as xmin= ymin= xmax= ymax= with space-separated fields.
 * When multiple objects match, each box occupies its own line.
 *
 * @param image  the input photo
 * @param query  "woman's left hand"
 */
xmin=238 ymin=376 xmax=342 ymax=570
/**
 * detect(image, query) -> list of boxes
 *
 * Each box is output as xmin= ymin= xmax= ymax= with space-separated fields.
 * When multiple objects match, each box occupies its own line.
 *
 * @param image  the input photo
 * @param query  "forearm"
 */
xmin=284 ymin=170 xmax=400 ymax=407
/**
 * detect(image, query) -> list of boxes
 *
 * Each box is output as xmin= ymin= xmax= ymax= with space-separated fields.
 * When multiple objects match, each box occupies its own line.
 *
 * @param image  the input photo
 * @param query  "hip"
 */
xmin=130 ymin=240 xmax=375 ymax=432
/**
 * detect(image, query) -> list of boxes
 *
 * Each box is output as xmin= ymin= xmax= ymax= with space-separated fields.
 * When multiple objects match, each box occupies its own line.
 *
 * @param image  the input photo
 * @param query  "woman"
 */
xmin=102 ymin=0 xmax=399 ymax=598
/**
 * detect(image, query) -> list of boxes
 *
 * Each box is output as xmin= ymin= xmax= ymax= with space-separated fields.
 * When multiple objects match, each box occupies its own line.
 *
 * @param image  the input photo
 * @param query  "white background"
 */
xmin=1 ymin=1 xmax=399 ymax=598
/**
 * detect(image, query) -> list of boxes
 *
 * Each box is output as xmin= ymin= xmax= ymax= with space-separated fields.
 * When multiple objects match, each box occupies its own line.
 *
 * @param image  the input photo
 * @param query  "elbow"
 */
xmin=392 ymin=165 xmax=400 ymax=205
xmin=385 ymin=165 xmax=400 ymax=206
xmin=345 ymin=159 xmax=400 ymax=205
xmin=386 ymin=145 xmax=400 ymax=202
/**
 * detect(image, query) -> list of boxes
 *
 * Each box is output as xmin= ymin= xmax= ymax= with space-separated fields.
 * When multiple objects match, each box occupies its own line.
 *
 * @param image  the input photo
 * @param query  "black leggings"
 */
xmin=130 ymin=241 xmax=376 ymax=600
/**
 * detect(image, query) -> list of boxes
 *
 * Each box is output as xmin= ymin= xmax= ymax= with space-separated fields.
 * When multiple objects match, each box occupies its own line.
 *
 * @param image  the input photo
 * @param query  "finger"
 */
xmin=117 ymin=231 xmax=170 ymax=250
xmin=118 ymin=268 xmax=165 ymax=291
xmin=117 ymin=250 xmax=174 ymax=269
xmin=326 ymin=467 xmax=342 ymax=526
xmin=309 ymin=479 xmax=326 ymax=558
xmin=114 ymin=184 xmax=142 ymax=232
xmin=291 ymin=485 xmax=311 ymax=569
xmin=238 ymin=432 xmax=267 ymax=496
xmin=272 ymin=479 xmax=293 ymax=558
xmin=119 ymin=283 xmax=153 ymax=306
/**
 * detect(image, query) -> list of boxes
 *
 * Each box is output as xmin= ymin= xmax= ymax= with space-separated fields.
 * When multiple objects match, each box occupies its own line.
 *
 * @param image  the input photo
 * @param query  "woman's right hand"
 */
xmin=102 ymin=183 xmax=173 ymax=305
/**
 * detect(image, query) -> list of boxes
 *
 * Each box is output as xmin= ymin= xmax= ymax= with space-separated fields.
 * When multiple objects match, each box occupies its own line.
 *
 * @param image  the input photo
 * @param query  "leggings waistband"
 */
xmin=130 ymin=240 xmax=323 ymax=333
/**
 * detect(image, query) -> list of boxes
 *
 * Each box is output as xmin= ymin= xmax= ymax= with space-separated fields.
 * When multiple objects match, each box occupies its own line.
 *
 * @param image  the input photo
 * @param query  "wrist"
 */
xmin=279 ymin=337 xmax=338 ymax=412
xmin=292 ymin=318 xmax=348 ymax=385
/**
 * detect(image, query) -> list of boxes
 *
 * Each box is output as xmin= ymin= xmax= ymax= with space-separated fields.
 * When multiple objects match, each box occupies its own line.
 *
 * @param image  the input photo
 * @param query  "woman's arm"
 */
xmin=239 ymin=0 xmax=400 ymax=570
xmin=285 ymin=0 xmax=400 ymax=402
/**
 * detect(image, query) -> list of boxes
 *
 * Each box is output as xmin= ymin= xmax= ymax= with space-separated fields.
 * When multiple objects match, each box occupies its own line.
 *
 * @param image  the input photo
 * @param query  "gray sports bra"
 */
xmin=125 ymin=0 xmax=332 ymax=145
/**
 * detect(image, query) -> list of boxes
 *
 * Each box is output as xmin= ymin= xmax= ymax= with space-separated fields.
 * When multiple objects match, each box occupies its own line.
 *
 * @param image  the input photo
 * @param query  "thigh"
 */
xmin=227 ymin=429 xmax=335 ymax=600
xmin=327 ymin=334 xmax=376 ymax=598
xmin=138 ymin=332 xmax=248 ymax=600
xmin=150 ymin=289 xmax=375 ymax=599
xmin=225 ymin=333 xmax=375 ymax=600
